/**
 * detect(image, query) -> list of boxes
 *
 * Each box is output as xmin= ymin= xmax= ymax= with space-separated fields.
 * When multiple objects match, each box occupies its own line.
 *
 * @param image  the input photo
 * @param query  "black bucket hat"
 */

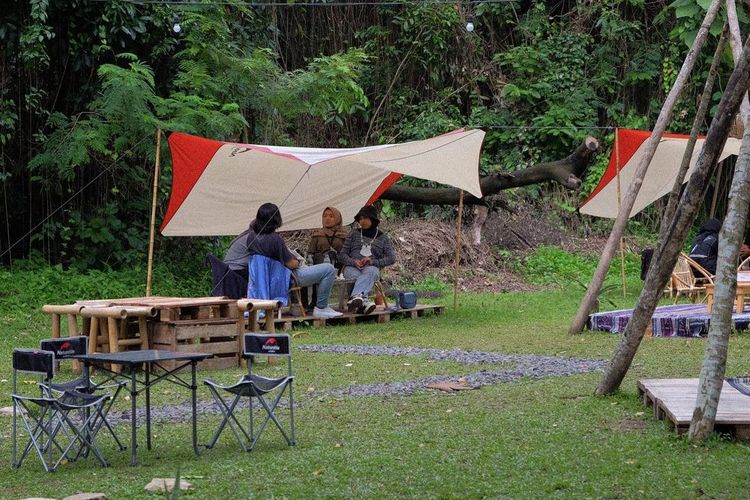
xmin=354 ymin=205 xmax=380 ymax=225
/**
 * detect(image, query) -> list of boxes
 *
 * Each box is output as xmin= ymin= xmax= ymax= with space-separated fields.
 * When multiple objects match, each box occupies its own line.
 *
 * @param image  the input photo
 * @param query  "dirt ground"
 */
xmin=286 ymin=203 xmax=609 ymax=293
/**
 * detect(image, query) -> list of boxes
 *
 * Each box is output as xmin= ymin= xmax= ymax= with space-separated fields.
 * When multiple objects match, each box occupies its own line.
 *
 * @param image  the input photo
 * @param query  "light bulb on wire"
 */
xmin=172 ymin=14 xmax=182 ymax=34
xmin=466 ymin=16 xmax=475 ymax=33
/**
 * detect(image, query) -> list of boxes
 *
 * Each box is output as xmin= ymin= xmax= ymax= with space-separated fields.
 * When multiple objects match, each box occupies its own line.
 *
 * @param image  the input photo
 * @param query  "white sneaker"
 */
xmin=313 ymin=306 xmax=343 ymax=319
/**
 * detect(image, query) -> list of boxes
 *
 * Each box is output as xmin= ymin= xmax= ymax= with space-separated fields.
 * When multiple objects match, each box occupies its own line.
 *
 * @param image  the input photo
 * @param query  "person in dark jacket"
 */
xmin=339 ymin=205 xmax=396 ymax=314
xmin=224 ymin=203 xmax=343 ymax=319
xmin=689 ymin=218 xmax=721 ymax=274
xmin=306 ymin=206 xmax=348 ymax=269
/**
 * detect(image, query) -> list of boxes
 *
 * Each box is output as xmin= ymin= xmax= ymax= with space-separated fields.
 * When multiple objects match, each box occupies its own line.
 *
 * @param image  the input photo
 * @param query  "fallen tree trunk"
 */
xmin=380 ymin=137 xmax=599 ymax=206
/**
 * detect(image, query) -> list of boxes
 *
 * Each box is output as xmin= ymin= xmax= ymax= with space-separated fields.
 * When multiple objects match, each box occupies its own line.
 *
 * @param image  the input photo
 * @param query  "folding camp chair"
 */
xmin=204 ymin=333 xmax=296 ymax=452
xmin=12 ymin=349 xmax=112 ymax=472
xmin=39 ymin=336 xmax=126 ymax=452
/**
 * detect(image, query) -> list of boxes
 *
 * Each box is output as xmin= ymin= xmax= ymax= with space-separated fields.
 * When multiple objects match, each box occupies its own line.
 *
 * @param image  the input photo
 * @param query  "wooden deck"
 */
xmin=270 ymin=304 xmax=444 ymax=331
xmin=637 ymin=378 xmax=750 ymax=438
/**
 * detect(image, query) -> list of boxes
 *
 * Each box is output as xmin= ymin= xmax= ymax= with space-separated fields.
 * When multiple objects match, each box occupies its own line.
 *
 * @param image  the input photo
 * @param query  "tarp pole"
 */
xmin=146 ymin=128 xmax=162 ymax=297
xmin=709 ymin=162 xmax=723 ymax=218
xmin=454 ymin=190 xmax=464 ymax=309
xmin=615 ymin=128 xmax=627 ymax=298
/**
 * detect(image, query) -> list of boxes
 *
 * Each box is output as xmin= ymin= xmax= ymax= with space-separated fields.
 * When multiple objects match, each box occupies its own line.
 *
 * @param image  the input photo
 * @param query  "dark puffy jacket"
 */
xmin=689 ymin=218 xmax=721 ymax=274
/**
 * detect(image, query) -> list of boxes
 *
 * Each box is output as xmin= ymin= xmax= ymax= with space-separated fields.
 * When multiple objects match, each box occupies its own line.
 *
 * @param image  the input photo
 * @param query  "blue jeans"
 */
xmin=343 ymin=265 xmax=380 ymax=298
xmin=294 ymin=263 xmax=336 ymax=309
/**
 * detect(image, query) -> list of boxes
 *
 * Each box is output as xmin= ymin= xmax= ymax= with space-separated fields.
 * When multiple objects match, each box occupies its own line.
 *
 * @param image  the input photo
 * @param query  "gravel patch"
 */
xmin=299 ymin=344 xmax=606 ymax=398
xmin=105 ymin=344 xmax=606 ymax=425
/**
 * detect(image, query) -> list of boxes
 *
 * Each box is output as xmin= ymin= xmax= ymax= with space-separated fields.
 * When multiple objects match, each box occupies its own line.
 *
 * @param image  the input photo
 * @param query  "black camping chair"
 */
xmin=12 ymin=349 xmax=112 ymax=472
xmin=39 ymin=336 xmax=126 ymax=451
xmin=208 ymin=253 xmax=248 ymax=299
xmin=204 ymin=333 xmax=296 ymax=452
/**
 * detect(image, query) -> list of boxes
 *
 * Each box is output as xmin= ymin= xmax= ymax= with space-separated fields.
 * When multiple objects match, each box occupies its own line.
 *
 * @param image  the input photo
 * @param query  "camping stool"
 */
xmin=203 ymin=333 xmax=296 ymax=452
xmin=80 ymin=306 xmax=157 ymax=373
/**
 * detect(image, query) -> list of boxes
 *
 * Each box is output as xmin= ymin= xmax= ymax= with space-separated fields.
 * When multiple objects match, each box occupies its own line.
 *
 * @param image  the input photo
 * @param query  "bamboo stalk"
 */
xmin=119 ymin=306 xmax=157 ymax=317
xmin=51 ymin=313 xmax=61 ymax=339
xmin=67 ymin=314 xmax=78 ymax=337
xmin=79 ymin=307 xmax=129 ymax=319
xmin=146 ymin=128 xmax=162 ymax=297
xmin=454 ymin=190 xmax=464 ymax=309
xmin=709 ymin=163 xmax=723 ymax=218
xmin=662 ymin=26 xmax=728 ymax=231
xmin=42 ymin=304 xmax=84 ymax=315
xmin=237 ymin=299 xmax=282 ymax=312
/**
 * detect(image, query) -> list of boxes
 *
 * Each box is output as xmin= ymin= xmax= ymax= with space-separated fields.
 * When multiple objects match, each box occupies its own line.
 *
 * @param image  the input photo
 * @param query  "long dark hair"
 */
xmin=251 ymin=202 xmax=282 ymax=234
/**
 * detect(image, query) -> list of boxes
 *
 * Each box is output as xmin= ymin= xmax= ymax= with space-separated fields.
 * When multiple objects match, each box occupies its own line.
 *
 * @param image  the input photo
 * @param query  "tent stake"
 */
xmin=146 ymin=128 xmax=162 ymax=297
xmin=454 ymin=190 xmax=464 ymax=309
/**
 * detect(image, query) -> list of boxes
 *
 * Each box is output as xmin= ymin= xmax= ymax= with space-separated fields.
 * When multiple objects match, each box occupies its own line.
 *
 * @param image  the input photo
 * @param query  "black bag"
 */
xmin=398 ymin=292 xmax=417 ymax=309
xmin=640 ymin=248 xmax=653 ymax=281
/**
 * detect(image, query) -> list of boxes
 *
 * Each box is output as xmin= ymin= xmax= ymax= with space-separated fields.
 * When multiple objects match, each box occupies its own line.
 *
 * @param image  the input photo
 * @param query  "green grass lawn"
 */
xmin=2 ymin=288 xmax=750 ymax=499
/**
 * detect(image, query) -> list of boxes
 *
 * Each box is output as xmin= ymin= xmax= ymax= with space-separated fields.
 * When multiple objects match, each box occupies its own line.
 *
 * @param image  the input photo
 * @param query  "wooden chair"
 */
xmin=739 ymin=255 xmax=750 ymax=270
xmin=665 ymin=253 xmax=714 ymax=303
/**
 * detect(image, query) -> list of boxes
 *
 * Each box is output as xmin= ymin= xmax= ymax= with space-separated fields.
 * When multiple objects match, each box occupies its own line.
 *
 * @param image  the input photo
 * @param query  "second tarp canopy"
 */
xmin=162 ymin=129 xmax=485 ymax=236
xmin=579 ymin=128 xmax=742 ymax=219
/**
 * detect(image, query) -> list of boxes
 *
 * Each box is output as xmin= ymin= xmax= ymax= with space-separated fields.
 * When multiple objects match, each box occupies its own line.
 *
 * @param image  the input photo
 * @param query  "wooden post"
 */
xmin=709 ymin=162 xmax=723 ymax=218
xmin=51 ymin=313 xmax=61 ymax=338
xmin=146 ymin=128 xmax=162 ymax=297
xmin=615 ymin=129 xmax=627 ymax=298
xmin=454 ymin=190 xmax=464 ymax=309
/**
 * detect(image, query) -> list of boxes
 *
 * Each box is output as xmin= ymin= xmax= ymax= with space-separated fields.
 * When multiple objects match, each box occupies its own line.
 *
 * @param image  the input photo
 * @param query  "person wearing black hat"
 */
xmin=339 ymin=205 xmax=396 ymax=314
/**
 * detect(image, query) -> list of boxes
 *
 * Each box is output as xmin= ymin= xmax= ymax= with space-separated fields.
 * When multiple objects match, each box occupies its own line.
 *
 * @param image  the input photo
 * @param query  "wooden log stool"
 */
xmin=80 ymin=306 xmax=156 ymax=373
xmin=42 ymin=304 xmax=86 ymax=372
xmin=237 ymin=299 xmax=281 ymax=365
xmin=237 ymin=299 xmax=281 ymax=333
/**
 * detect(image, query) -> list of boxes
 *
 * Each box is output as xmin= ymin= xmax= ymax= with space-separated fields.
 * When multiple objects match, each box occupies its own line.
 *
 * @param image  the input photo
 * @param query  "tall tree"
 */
xmin=688 ymin=0 xmax=750 ymax=441
xmin=689 ymin=122 xmax=750 ymax=440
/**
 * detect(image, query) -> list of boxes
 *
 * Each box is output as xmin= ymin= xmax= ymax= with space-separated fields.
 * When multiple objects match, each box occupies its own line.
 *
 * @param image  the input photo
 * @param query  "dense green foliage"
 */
xmin=1 ymin=0 xmax=746 ymax=269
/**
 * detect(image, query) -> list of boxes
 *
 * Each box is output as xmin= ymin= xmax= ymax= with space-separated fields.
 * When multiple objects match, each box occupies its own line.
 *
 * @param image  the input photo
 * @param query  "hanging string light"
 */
xmin=172 ymin=13 xmax=182 ymax=33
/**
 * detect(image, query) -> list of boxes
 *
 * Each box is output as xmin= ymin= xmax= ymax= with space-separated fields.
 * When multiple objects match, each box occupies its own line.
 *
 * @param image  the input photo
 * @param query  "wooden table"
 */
xmin=87 ymin=297 xmax=240 ymax=369
xmin=705 ymin=281 xmax=750 ymax=313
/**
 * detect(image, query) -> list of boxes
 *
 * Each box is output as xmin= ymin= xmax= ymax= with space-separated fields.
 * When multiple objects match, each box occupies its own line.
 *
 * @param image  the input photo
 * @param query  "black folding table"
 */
xmin=75 ymin=350 xmax=212 ymax=466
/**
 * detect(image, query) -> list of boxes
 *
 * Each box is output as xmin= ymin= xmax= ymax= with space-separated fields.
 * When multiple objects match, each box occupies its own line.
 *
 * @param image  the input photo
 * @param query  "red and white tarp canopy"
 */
xmin=161 ymin=129 xmax=485 ymax=236
xmin=579 ymin=128 xmax=742 ymax=219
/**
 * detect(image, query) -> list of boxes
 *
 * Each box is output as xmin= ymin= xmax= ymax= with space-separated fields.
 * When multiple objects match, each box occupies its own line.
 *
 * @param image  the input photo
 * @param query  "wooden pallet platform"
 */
xmin=269 ymin=304 xmax=444 ymax=331
xmin=638 ymin=378 xmax=750 ymax=438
